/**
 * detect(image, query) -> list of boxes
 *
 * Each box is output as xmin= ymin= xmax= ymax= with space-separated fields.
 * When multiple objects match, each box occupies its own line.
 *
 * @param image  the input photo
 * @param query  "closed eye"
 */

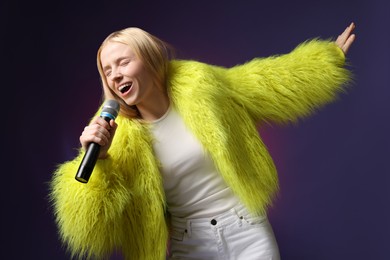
xmin=120 ymin=60 xmax=130 ymax=67
xmin=105 ymin=70 xmax=112 ymax=77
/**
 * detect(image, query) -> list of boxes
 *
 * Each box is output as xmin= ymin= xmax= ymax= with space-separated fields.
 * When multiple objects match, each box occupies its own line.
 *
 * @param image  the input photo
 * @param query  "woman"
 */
xmin=50 ymin=24 xmax=355 ymax=259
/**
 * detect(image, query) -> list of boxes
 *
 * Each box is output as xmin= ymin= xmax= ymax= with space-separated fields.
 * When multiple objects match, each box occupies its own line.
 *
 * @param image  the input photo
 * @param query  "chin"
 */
xmin=123 ymin=97 xmax=138 ymax=107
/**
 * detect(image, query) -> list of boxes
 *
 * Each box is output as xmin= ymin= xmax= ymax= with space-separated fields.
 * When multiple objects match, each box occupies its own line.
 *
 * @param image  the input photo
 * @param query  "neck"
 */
xmin=137 ymin=91 xmax=170 ymax=122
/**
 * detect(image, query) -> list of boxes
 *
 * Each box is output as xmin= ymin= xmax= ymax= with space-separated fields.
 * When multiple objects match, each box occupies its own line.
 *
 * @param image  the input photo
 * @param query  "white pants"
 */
xmin=168 ymin=204 xmax=280 ymax=260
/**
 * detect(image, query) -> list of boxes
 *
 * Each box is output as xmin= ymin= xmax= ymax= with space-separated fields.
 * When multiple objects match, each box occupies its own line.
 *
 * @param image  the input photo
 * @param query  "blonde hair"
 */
xmin=97 ymin=27 xmax=173 ymax=118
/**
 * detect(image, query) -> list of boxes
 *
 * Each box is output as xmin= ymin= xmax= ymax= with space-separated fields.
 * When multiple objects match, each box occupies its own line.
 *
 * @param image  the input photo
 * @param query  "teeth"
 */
xmin=119 ymin=83 xmax=132 ymax=93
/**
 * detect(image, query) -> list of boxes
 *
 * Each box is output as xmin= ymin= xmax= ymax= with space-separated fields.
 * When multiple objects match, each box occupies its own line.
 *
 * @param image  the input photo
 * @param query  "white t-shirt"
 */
xmin=150 ymin=106 xmax=240 ymax=219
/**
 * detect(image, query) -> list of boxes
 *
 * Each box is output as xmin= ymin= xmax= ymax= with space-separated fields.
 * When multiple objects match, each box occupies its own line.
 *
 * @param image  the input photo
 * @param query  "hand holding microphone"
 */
xmin=75 ymin=100 xmax=120 ymax=183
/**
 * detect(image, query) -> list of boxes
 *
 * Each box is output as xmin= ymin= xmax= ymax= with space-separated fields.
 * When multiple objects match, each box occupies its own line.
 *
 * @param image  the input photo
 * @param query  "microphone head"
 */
xmin=100 ymin=99 xmax=120 ymax=120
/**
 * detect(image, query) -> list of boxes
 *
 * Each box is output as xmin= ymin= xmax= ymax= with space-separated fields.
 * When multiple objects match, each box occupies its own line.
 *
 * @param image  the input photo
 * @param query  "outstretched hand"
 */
xmin=336 ymin=22 xmax=356 ymax=55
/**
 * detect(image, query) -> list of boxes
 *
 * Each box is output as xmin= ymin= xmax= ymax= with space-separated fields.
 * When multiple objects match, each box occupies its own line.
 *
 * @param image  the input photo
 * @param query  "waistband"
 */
xmin=170 ymin=203 xmax=253 ymax=236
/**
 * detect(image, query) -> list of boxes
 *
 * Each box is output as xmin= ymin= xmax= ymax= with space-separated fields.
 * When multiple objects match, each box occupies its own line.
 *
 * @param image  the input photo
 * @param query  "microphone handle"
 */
xmin=75 ymin=116 xmax=111 ymax=183
xmin=75 ymin=142 xmax=100 ymax=183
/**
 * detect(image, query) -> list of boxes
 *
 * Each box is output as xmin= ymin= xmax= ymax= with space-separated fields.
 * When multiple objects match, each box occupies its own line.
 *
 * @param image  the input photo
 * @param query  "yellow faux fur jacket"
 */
xmin=50 ymin=39 xmax=351 ymax=259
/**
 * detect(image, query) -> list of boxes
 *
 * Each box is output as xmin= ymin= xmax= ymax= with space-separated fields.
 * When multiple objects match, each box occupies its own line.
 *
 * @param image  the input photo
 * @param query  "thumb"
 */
xmin=109 ymin=120 xmax=118 ymax=135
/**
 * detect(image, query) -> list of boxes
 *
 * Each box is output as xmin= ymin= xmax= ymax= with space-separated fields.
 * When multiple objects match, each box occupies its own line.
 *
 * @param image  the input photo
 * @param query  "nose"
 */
xmin=110 ymin=68 xmax=123 ymax=81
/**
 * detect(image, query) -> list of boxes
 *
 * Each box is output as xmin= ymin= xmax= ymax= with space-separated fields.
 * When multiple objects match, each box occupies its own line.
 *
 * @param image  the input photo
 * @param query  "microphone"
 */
xmin=75 ymin=99 xmax=120 ymax=183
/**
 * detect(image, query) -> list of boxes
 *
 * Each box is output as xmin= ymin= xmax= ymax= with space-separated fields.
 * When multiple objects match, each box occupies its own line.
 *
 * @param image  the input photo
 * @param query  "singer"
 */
xmin=50 ymin=24 xmax=355 ymax=259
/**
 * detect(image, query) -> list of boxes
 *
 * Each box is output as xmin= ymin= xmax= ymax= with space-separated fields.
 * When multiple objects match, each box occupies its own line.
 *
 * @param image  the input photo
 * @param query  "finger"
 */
xmin=82 ymin=125 xmax=111 ymax=146
xmin=344 ymin=23 xmax=355 ymax=41
xmin=110 ymin=121 xmax=118 ymax=137
xmin=337 ymin=31 xmax=348 ymax=46
xmin=109 ymin=120 xmax=117 ymax=132
xmin=95 ymin=117 xmax=111 ymax=129
xmin=342 ymin=34 xmax=356 ymax=55
xmin=91 ymin=126 xmax=111 ymax=144
xmin=338 ymin=22 xmax=355 ymax=45
xmin=85 ymin=133 xmax=110 ymax=147
xmin=89 ymin=116 xmax=111 ymax=129
xmin=108 ymin=119 xmax=117 ymax=128
xmin=349 ymin=22 xmax=356 ymax=31
xmin=90 ymin=135 xmax=110 ymax=146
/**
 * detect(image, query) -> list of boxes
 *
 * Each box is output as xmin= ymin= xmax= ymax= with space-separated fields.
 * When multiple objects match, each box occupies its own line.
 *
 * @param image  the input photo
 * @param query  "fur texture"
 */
xmin=50 ymin=39 xmax=351 ymax=259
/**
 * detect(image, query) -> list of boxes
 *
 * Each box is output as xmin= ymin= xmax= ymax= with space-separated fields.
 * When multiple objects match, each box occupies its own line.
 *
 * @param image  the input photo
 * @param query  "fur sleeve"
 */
xmin=49 ymin=151 xmax=131 ymax=259
xmin=50 ymin=114 xmax=168 ymax=259
xmin=225 ymin=39 xmax=353 ymax=123
xmin=49 ymin=105 xmax=132 ymax=259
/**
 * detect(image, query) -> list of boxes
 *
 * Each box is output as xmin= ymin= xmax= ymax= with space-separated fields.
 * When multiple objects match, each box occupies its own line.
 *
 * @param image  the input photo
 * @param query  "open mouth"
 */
xmin=118 ymin=82 xmax=132 ymax=94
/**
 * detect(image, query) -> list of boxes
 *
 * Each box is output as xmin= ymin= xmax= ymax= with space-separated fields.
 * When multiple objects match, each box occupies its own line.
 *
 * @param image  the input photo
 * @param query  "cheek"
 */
xmin=132 ymin=66 xmax=146 ymax=79
xmin=107 ymin=78 xmax=115 ymax=88
xmin=139 ymin=68 xmax=155 ymax=85
xmin=104 ymin=78 xmax=116 ymax=93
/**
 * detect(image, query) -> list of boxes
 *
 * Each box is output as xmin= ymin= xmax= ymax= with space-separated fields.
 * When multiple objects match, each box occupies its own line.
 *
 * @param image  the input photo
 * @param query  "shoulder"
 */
xmin=168 ymin=60 xmax=228 ymax=79
xmin=167 ymin=60 xmax=228 ymax=92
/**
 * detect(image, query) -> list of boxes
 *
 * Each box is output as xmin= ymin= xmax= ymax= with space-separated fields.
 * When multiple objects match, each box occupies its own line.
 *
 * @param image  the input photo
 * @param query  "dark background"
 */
xmin=2 ymin=0 xmax=389 ymax=259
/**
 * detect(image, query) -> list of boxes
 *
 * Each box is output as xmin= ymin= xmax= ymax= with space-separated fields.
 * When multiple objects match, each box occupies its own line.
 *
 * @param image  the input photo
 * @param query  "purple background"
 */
xmin=2 ymin=0 xmax=389 ymax=259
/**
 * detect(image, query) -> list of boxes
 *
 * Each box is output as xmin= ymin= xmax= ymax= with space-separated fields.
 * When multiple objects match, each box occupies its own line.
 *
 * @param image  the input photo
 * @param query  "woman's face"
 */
xmin=100 ymin=41 xmax=156 ymax=108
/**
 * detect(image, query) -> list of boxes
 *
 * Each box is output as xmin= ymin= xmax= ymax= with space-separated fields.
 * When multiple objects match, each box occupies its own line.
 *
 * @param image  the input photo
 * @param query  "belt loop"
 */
xmin=232 ymin=207 xmax=243 ymax=227
xmin=186 ymin=220 xmax=192 ymax=238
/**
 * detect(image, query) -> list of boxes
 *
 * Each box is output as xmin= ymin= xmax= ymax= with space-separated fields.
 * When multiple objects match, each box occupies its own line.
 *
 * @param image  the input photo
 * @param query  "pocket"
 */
xmin=170 ymin=228 xmax=186 ymax=242
xmin=241 ymin=212 xmax=267 ymax=226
